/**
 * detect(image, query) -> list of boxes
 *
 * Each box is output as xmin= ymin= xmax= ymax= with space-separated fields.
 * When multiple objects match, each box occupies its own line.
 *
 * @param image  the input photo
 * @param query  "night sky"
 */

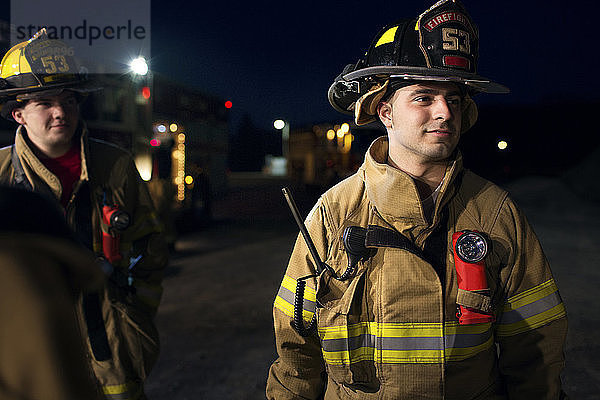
xmin=149 ymin=0 xmax=600 ymax=131
xmin=2 ymin=1 xmax=599 ymax=134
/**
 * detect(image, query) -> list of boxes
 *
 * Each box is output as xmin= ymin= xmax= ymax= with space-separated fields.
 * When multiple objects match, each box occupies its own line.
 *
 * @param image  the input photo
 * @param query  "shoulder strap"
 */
xmin=10 ymin=145 xmax=33 ymax=191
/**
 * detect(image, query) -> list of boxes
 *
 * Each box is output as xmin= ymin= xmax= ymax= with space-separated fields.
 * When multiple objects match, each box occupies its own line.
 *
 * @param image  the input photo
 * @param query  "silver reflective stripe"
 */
xmin=276 ymin=284 xmax=316 ymax=314
xmin=321 ymin=334 xmax=377 ymax=352
xmin=319 ymin=322 xmax=494 ymax=364
xmin=321 ymin=330 xmax=491 ymax=352
xmin=496 ymin=279 xmax=566 ymax=337
xmin=498 ymin=291 xmax=562 ymax=325
xmin=381 ymin=336 xmax=444 ymax=351
xmin=445 ymin=329 xmax=492 ymax=349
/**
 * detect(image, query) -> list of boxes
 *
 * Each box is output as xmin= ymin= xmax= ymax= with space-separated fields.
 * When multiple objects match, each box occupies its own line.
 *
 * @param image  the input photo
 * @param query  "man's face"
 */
xmin=12 ymin=91 xmax=80 ymax=156
xmin=378 ymin=81 xmax=463 ymax=166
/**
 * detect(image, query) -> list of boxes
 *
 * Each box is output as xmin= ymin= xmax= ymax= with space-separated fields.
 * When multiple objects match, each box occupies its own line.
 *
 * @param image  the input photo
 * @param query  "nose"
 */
xmin=51 ymin=103 xmax=67 ymax=119
xmin=432 ymin=98 xmax=454 ymax=121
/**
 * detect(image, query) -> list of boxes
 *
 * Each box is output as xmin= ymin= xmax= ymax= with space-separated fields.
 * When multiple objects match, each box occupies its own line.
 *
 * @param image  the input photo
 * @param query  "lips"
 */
xmin=427 ymin=129 xmax=454 ymax=135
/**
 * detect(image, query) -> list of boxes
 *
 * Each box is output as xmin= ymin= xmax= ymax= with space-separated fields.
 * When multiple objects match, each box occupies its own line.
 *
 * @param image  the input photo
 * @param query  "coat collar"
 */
xmin=14 ymin=122 xmax=90 ymax=199
xmin=361 ymin=136 xmax=463 ymax=232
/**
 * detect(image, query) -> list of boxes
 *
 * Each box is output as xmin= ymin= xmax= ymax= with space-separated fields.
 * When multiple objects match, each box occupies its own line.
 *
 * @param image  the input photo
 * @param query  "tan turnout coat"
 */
xmin=0 ymin=126 xmax=168 ymax=400
xmin=267 ymin=136 xmax=567 ymax=399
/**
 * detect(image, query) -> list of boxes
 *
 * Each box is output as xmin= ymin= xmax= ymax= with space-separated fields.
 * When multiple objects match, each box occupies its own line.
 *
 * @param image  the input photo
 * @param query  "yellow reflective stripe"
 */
xmin=319 ymin=321 xmax=494 ymax=365
xmin=380 ymin=322 xmax=444 ymax=338
xmin=375 ymin=26 xmax=398 ymax=47
xmin=102 ymin=381 xmax=142 ymax=399
xmin=496 ymin=303 xmax=566 ymax=337
xmin=274 ymin=274 xmax=316 ymax=322
xmin=325 ymin=346 xmax=376 ymax=365
xmin=379 ymin=349 xmax=444 ymax=363
xmin=496 ymin=279 xmax=566 ymax=337
xmin=103 ymin=383 xmax=130 ymax=395
xmin=503 ymin=279 xmax=558 ymax=311
xmin=281 ymin=275 xmax=316 ymax=300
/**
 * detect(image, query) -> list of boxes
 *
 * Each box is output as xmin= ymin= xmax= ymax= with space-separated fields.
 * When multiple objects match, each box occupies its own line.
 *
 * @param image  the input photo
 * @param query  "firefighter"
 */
xmin=0 ymin=185 xmax=104 ymax=400
xmin=0 ymin=30 xmax=168 ymax=399
xmin=267 ymin=1 xmax=568 ymax=399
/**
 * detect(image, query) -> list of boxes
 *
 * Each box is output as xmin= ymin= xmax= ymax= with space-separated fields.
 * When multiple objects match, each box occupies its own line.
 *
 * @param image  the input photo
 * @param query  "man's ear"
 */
xmin=377 ymin=102 xmax=393 ymax=128
xmin=12 ymin=109 xmax=25 ymax=125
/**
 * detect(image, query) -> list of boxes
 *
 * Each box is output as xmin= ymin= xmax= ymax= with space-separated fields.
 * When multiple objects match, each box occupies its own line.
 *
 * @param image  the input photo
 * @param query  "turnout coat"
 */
xmin=0 ymin=126 xmax=168 ymax=400
xmin=267 ymin=136 xmax=567 ymax=399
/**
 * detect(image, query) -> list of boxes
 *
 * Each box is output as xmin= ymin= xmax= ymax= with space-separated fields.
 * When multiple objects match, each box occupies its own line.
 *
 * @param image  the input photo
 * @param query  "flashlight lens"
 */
xmin=110 ymin=211 xmax=131 ymax=231
xmin=456 ymin=232 xmax=488 ymax=263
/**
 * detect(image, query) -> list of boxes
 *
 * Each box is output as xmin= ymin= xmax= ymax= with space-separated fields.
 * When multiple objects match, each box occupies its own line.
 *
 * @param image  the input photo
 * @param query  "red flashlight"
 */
xmin=452 ymin=230 xmax=495 ymax=325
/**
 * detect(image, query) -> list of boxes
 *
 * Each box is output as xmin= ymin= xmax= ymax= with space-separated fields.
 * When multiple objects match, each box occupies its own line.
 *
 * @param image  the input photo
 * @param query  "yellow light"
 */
xmin=170 ymin=123 xmax=178 ymax=132
xmin=341 ymin=123 xmax=350 ymax=134
xmin=336 ymin=129 xmax=344 ymax=138
xmin=327 ymin=129 xmax=335 ymax=140
xmin=185 ymin=175 xmax=194 ymax=185
xmin=178 ymin=133 xmax=185 ymax=143
xmin=497 ymin=140 xmax=508 ymax=150
xmin=343 ymin=134 xmax=352 ymax=153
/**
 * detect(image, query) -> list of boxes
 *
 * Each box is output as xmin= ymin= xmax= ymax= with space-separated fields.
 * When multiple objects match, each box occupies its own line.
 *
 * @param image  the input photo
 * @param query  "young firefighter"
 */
xmin=0 ymin=30 xmax=168 ymax=399
xmin=267 ymin=1 xmax=568 ymax=399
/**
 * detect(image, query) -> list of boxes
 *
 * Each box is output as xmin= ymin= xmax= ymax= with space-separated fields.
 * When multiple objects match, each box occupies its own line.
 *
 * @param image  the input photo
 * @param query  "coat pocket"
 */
xmin=316 ymin=266 xmax=379 ymax=390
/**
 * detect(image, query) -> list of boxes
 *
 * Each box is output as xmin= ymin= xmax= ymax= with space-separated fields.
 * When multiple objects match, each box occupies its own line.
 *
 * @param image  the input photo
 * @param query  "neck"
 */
xmin=387 ymin=154 xmax=447 ymax=193
xmin=21 ymin=126 xmax=78 ymax=159
xmin=32 ymin=141 xmax=74 ymax=159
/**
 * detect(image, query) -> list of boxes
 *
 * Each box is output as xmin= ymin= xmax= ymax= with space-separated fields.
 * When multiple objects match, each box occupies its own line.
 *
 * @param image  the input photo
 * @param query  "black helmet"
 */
xmin=328 ymin=0 xmax=508 ymax=127
xmin=0 ymin=28 xmax=100 ymax=120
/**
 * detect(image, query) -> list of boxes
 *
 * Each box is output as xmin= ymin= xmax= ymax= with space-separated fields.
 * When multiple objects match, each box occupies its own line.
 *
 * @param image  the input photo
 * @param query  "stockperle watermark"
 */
xmin=11 ymin=0 xmax=150 ymax=74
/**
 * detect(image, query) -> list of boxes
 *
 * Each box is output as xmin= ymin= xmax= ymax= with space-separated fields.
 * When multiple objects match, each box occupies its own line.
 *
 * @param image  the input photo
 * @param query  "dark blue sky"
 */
xmin=3 ymin=1 xmax=599 ymax=130
xmin=150 ymin=0 xmax=599 ymax=130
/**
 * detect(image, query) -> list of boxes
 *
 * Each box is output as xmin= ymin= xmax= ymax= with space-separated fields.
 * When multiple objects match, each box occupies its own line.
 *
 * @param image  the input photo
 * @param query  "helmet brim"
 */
xmin=0 ymin=83 xmax=101 ymax=120
xmin=0 ymin=80 xmax=102 ymax=100
xmin=343 ymin=65 xmax=509 ymax=94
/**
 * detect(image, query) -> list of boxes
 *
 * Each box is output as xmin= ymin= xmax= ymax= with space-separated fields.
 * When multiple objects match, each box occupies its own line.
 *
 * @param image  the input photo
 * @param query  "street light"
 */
xmin=129 ymin=57 xmax=149 ymax=76
xmin=273 ymin=119 xmax=290 ymax=161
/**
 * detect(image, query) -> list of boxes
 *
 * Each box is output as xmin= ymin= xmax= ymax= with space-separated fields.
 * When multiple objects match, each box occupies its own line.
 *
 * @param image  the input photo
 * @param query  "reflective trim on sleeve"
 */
xmin=318 ymin=321 xmax=494 ymax=365
xmin=102 ymin=381 xmax=142 ymax=400
xmin=496 ymin=279 xmax=566 ymax=337
xmin=274 ymin=274 xmax=316 ymax=322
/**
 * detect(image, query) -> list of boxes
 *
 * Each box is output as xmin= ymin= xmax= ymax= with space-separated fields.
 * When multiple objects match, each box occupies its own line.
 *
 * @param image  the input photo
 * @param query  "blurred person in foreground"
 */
xmin=0 ymin=185 xmax=104 ymax=399
xmin=0 ymin=29 xmax=168 ymax=399
xmin=267 ymin=1 xmax=568 ymax=399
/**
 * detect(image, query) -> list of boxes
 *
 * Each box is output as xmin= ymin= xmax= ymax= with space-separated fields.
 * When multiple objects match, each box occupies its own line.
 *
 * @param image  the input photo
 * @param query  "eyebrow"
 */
xmin=408 ymin=88 xmax=462 ymax=97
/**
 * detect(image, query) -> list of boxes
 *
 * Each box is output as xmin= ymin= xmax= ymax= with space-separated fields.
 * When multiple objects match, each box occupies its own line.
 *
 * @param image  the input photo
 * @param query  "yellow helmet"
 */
xmin=0 ymin=29 xmax=98 ymax=98
xmin=0 ymin=29 xmax=99 ymax=119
